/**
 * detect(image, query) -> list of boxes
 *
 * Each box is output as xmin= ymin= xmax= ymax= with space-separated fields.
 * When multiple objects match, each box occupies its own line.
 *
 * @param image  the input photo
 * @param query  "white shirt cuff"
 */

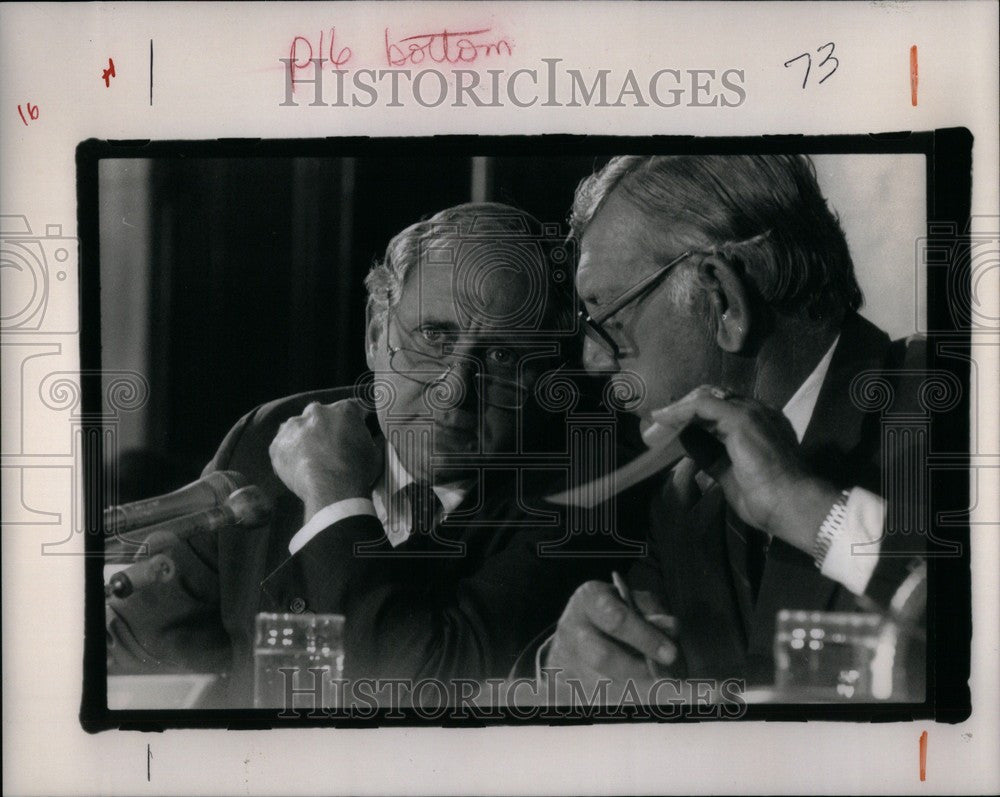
xmin=287 ymin=498 xmax=377 ymax=556
xmin=819 ymin=487 xmax=884 ymax=595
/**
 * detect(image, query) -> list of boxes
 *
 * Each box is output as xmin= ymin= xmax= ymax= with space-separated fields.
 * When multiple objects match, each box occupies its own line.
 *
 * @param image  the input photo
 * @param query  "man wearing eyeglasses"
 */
xmin=107 ymin=202 xmax=616 ymax=707
xmin=542 ymin=155 xmax=928 ymax=700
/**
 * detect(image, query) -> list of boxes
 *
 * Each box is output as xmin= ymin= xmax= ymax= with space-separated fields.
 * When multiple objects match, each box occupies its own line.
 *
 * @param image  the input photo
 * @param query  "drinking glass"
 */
xmin=253 ymin=612 xmax=345 ymax=710
xmin=773 ymin=610 xmax=886 ymax=701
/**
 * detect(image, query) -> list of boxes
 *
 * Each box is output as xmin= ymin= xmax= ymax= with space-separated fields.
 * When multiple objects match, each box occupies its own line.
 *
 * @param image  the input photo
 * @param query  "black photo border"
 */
xmin=78 ymin=129 xmax=973 ymax=731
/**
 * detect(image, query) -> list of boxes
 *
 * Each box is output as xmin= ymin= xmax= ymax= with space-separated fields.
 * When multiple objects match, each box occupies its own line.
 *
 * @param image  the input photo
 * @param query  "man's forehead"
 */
xmin=577 ymin=193 xmax=701 ymax=296
xmin=576 ymin=204 xmax=653 ymax=294
xmin=401 ymin=237 xmax=549 ymax=329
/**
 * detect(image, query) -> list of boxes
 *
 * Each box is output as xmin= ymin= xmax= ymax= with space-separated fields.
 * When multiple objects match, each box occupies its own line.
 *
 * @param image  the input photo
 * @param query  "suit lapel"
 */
xmin=799 ymin=313 xmax=891 ymax=464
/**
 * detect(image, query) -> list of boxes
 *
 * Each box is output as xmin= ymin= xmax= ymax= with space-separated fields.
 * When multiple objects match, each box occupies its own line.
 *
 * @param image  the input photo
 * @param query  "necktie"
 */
xmin=672 ymin=457 xmax=768 ymax=604
xmin=725 ymin=509 xmax=769 ymax=604
xmin=396 ymin=481 xmax=442 ymax=541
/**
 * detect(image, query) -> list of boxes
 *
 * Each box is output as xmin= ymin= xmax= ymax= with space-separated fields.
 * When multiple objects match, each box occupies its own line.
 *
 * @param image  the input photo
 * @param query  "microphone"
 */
xmin=106 ymin=487 xmax=274 ymax=594
xmin=103 ymin=471 xmax=247 ymax=535
xmin=105 ymin=552 xmax=176 ymax=599
xmin=111 ymin=486 xmax=274 ymax=555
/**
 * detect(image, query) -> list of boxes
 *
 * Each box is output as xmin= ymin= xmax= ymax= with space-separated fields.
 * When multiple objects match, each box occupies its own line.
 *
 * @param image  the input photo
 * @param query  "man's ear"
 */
xmin=697 ymin=255 xmax=752 ymax=353
xmin=365 ymin=301 xmax=386 ymax=369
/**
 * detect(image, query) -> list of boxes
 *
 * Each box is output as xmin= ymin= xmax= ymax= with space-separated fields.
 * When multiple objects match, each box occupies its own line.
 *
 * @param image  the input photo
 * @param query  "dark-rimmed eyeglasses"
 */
xmin=578 ymin=249 xmax=694 ymax=359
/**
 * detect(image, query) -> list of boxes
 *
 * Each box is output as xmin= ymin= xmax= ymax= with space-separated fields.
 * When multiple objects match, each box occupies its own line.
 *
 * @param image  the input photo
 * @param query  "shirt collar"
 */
xmin=691 ymin=335 xmax=841 ymax=496
xmin=781 ymin=334 xmax=840 ymax=443
xmin=380 ymin=441 xmax=470 ymax=517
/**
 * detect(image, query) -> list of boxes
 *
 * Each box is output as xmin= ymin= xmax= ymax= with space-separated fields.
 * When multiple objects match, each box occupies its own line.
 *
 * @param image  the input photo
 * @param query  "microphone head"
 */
xmin=225 ymin=486 xmax=273 ymax=527
xmin=204 ymin=470 xmax=247 ymax=500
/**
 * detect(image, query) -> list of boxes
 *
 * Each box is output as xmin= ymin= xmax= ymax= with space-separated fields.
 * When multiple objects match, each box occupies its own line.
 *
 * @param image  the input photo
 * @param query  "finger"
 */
xmin=581 ymin=582 xmax=677 ymax=666
xmin=650 ymin=385 xmax=743 ymax=432
xmin=566 ymin=622 xmax=660 ymax=682
xmin=650 ymin=387 xmax=751 ymax=468
xmin=632 ymin=590 xmax=670 ymax=620
xmin=644 ymin=614 xmax=679 ymax=636
xmin=640 ymin=419 xmax=681 ymax=449
xmin=334 ymin=397 xmax=366 ymax=416
xmin=270 ymin=422 xmax=292 ymax=452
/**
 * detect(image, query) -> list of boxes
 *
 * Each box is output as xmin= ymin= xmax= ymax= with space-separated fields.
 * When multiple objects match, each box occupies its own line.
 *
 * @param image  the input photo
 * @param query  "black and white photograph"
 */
xmin=2 ymin=2 xmax=997 ymax=795
xmin=87 ymin=139 xmax=965 ymax=720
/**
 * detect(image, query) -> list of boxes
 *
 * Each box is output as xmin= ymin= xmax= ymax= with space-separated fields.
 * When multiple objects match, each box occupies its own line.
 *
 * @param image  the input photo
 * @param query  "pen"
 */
xmin=611 ymin=570 xmax=660 ymax=679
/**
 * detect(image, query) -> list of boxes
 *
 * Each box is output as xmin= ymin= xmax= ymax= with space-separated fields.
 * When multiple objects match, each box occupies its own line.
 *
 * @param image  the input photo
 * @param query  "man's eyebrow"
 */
xmin=413 ymin=316 xmax=460 ymax=331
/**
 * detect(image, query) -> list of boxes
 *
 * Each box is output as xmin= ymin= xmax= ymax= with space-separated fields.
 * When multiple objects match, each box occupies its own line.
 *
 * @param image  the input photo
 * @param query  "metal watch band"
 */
xmin=813 ymin=489 xmax=852 ymax=569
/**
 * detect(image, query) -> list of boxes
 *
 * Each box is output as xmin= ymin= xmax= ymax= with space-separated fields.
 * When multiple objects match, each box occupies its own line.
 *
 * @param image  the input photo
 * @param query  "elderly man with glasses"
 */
xmin=107 ymin=202 xmax=614 ymax=708
xmin=542 ymin=155 xmax=928 ymax=701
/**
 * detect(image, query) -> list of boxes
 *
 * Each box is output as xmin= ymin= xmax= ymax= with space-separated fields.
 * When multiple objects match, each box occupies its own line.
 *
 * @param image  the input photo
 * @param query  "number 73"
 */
xmin=784 ymin=42 xmax=839 ymax=89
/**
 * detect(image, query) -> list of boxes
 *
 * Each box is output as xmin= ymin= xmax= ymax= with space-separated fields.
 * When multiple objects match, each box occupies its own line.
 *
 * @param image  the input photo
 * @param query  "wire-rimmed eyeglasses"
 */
xmin=384 ymin=314 xmax=555 ymax=410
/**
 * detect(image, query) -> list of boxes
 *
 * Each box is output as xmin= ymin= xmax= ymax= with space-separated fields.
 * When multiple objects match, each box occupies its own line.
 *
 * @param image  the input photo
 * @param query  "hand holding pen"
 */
xmin=547 ymin=575 xmax=680 ymax=689
xmin=611 ymin=571 xmax=681 ymax=680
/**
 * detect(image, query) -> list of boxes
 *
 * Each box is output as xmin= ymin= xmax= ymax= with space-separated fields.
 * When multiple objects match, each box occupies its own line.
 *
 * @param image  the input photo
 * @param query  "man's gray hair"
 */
xmin=364 ymin=202 xmax=576 ymax=333
xmin=570 ymin=155 xmax=863 ymax=321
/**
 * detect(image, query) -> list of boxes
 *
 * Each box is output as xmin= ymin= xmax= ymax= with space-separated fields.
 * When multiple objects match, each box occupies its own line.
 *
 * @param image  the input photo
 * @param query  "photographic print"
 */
xmin=2 ymin=2 xmax=997 ymax=795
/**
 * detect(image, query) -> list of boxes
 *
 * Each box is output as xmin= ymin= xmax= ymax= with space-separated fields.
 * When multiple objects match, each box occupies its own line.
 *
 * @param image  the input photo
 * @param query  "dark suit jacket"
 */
xmin=107 ymin=386 xmax=614 ymax=706
xmin=625 ymin=313 xmax=928 ymax=686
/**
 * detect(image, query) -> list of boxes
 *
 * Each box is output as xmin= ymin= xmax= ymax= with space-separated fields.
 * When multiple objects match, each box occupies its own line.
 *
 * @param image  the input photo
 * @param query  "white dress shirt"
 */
xmin=287 ymin=442 xmax=470 ymax=556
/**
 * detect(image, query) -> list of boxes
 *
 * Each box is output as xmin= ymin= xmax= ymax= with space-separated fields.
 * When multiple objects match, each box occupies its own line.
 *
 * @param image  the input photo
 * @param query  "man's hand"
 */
xmin=649 ymin=385 xmax=842 ymax=554
xmin=546 ymin=580 xmax=679 ymax=697
xmin=269 ymin=399 xmax=383 ymax=521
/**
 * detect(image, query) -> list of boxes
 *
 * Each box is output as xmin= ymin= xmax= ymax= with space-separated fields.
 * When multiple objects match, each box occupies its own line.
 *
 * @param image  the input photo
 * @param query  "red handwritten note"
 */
xmin=291 ymin=29 xmax=353 ymax=67
xmin=102 ymin=58 xmax=117 ymax=88
xmin=384 ymin=27 xmax=513 ymax=67
xmin=288 ymin=28 xmax=353 ymax=89
xmin=17 ymin=103 xmax=39 ymax=126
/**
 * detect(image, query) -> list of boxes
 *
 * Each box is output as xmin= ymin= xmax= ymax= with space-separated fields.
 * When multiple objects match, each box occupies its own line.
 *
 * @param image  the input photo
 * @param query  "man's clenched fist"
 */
xmin=269 ymin=399 xmax=383 ymax=520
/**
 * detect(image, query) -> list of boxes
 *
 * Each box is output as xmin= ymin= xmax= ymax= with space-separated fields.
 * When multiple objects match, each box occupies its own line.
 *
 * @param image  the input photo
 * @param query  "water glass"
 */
xmin=253 ymin=612 xmax=345 ymax=710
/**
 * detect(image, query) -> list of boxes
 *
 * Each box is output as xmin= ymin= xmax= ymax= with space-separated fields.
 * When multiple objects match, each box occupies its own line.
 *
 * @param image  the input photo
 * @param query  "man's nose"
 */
xmin=582 ymin=336 xmax=619 ymax=374
xmin=438 ymin=354 xmax=480 ymax=406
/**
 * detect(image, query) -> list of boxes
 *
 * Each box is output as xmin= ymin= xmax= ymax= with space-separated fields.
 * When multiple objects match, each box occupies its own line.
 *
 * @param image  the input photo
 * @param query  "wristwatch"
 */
xmin=813 ymin=489 xmax=852 ymax=569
